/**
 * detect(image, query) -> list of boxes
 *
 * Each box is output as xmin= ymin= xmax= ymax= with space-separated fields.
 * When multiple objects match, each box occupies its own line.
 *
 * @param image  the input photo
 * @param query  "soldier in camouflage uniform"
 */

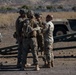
xmin=21 ymin=10 xmax=40 ymax=71
xmin=43 ymin=15 xmax=54 ymax=68
xmin=34 ymin=13 xmax=44 ymax=54
xmin=15 ymin=9 xmax=30 ymax=68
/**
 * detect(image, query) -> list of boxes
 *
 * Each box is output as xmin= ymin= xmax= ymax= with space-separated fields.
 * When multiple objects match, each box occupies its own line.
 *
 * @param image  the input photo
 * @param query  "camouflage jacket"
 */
xmin=23 ymin=19 xmax=40 ymax=38
xmin=15 ymin=16 xmax=26 ymax=37
xmin=36 ymin=19 xmax=44 ymax=35
xmin=43 ymin=21 xmax=54 ymax=43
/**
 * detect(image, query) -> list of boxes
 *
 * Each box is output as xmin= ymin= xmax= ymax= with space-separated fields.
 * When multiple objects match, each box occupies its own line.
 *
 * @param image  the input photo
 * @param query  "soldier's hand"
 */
xmin=41 ymin=29 xmax=44 ymax=33
xmin=37 ymin=27 xmax=41 ymax=30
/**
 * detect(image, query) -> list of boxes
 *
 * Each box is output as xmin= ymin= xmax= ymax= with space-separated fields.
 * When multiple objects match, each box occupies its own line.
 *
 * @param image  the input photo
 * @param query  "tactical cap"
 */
xmin=19 ymin=9 xmax=26 ymax=14
xmin=34 ymin=13 xmax=42 ymax=18
xmin=27 ymin=10 xmax=34 ymax=16
xmin=46 ymin=14 xmax=53 ymax=18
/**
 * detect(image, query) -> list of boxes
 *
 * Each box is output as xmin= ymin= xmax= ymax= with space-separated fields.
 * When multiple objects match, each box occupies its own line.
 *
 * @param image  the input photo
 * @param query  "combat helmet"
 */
xmin=34 ymin=13 xmax=42 ymax=18
xmin=19 ymin=9 xmax=26 ymax=15
xmin=27 ymin=10 xmax=34 ymax=18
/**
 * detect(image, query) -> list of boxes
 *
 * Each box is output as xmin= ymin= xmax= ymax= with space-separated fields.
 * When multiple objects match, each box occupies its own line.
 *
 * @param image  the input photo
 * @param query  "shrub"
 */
xmin=0 ymin=6 xmax=13 ymax=11
xmin=57 ymin=5 xmax=63 ymax=9
xmin=72 ymin=6 xmax=76 ymax=11
xmin=46 ymin=5 xmax=53 ymax=10
xmin=20 ymin=5 xmax=31 ymax=10
xmin=6 ymin=7 xmax=13 ymax=10
xmin=36 ymin=6 xmax=43 ymax=9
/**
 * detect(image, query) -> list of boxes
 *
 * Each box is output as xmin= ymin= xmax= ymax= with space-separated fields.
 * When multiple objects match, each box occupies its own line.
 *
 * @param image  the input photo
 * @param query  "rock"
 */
xmin=62 ymin=63 xmax=64 ymax=65
xmin=59 ymin=52 xmax=61 ymax=54
xmin=5 ymin=61 xmax=8 ymax=63
xmin=26 ymin=73 xmax=28 ymax=75
xmin=14 ymin=59 xmax=16 ymax=60
xmin=71 ymin=54 xmax=74 ymax=57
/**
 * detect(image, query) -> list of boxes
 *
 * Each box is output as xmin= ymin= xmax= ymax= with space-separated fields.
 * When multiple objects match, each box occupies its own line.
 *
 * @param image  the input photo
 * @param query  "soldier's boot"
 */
xmin=51 ymin=60 xmax=54 ymax=67
xmin=47 ymin=61 xmax=54 ymax=68
xmin=43 ymin=61 xmax=48 ymax=68
xmin=35 ymin=65 xmax=40 ymax=71
xmin=25 ymin=63 xmax=31 ymax=67
xmin=17 ymin=62 xmax=21 ymax=68
xmin=20 ymin=65 xmax=25 ymax=71
xmin=20 ymin=67 xmax=24 ymax=71
xmin=20 ymin=62 xmax=25 ymax=71
xmin=47 ymin=62 xmax=51 ymax=68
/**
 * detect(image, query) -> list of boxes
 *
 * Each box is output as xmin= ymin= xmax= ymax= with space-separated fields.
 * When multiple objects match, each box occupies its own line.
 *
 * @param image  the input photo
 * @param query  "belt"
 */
xmin=29 ymin=36 xmax=36 ymax=38
xmin=24 ymin=36 xmax=36 ymax=38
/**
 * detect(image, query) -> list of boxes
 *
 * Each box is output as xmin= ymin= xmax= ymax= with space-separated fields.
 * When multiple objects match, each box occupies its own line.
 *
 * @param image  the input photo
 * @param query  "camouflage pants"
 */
xmin=44 ymin=41 xmax=54 ymax=63
xmin=17 ymin=40 xmax=23 ymax=65
xmin=17 ymin=39 xmax=28 ymax=65
xmin=37 ymin=34 xmax=44 ymax=51
xmin=21 ymin=37 xmax=38 ymax=67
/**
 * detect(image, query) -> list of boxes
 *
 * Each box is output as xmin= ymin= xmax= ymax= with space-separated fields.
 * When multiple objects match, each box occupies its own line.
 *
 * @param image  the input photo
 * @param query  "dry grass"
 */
xmin=0 ymin=13 xmax=19 ymax=28
xmin=42 ymin=12 xmax=76 ymax=20
xmin=0 ymin=12 xmax=76 ymax=28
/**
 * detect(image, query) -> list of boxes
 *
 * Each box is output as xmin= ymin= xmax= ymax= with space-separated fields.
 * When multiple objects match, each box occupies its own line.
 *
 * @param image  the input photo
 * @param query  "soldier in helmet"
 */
xmin=34 ymin=13 xmax=44 ymax=54
xmin=21 ymin=10 xmax=40 ymax=71
xmin=43 ymin=14 xmax=54 ymax=68
xmin=15 ymin=9 xmax=30 ymax=68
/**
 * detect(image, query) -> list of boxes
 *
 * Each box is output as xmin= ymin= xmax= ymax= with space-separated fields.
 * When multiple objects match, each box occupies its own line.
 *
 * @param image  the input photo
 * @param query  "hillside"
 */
xmin=0 ymin=0 xmax=76 ymax=6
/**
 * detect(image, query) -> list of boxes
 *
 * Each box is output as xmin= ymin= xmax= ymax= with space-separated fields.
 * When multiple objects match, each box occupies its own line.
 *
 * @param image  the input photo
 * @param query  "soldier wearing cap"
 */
xmin=15 ymin=9 xmax=30 ymax=68
xmin=43 ymin=14 xmax=54 ymax=68
xmin=34 ymin=13 xmax=44 ymax=56
xmin=21 ymin=10 xmax=40 ymax=71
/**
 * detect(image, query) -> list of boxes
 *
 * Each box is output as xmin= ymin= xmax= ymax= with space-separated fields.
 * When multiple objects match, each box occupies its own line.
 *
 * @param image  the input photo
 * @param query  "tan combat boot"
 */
xmin=47 ymin=60 xmax=54 ymax=68
xmin=25 ymin=63 xmax=31 ymax=67
xmin=47 ymin=62 xmax=51 ymax=68
xmin=35 ymin=65 xmax=40 ymax=71
xmin=51 ymin=60 xmax=54 ymax=67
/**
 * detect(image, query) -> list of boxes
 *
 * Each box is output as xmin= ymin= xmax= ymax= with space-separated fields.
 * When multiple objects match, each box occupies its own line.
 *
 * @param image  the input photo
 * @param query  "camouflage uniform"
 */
xmin=21 ymin=18 xmax=40 ymax=70
xmin=43 ymin=20 xmax=54 ymax=67
xmin=15 ymin=9 xmax=27 ymax=67
xmin=35 ymin=13 xmax=44 ymax=52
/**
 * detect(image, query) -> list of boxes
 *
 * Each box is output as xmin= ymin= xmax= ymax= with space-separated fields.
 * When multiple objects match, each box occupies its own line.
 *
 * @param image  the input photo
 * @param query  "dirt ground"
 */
xmin=0 ymin=26 xmax=76 ymax=75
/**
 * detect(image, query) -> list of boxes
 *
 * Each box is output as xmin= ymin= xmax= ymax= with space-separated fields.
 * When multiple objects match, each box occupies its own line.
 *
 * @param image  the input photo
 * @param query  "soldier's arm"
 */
xmin=43 ymin=24 xmax=49 ymax=32
xmin=15 ymin=18 xmax=19 ymax=36
xmin=15 ymin=17 xmax=22 ymax=37
xmin=26 ymin=25 xmax=41 ymax=33
xmin=33 ymin=22 xmax=42 ymax=31
xmin=33 ymin=26 xmax=41 ymax=31
xmin=38 ymin=20 xmax=43 ymax=27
